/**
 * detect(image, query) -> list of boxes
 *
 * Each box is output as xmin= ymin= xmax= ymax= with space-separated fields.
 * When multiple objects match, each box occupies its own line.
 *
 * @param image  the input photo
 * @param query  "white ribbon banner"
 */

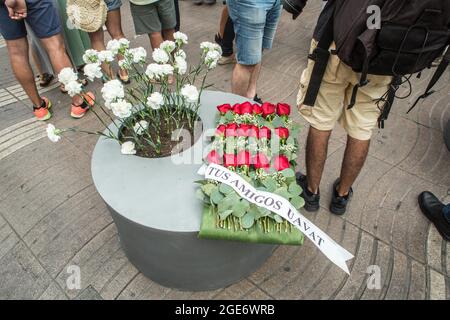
xmin=201 ymin=163 xmax=354 ymax=274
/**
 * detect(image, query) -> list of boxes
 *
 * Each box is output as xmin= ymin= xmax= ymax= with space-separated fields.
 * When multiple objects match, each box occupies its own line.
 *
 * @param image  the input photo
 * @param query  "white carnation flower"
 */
xmin=174 ymin=31 xmax=188 ymax=45
xmin=133 ymin=120 xmax=149 ymax=135
xmin=46 ymin=124 xmax=61 ymax=143
xmin=83 ymin=63 xmax=102 ymax=81
xmin=152 ymin=48 xmax=170 ymax=64
xmin=58 ymin=68 xmax=78 ymax=86
xmin=200 ymin=41 xmax=222 ymax=53
xmin=160 ymin=64 xmax=174 ymax=76
xmin=160 ymin=40 xmax=176 ymax=53
xmin=129 ymin=47 xmax=147 ymax=63
xmin=111 ymin=99 xmax=132 ymax=118
xmin=118 ymin=38 xmax=130 ymax=49
xmin=121 ymin=141 xmax=136 ymax=155
xmin=98 ymin=50 xmax=115 ymax=63
xmin=145 ymin=63 xmax=161 ymax=80
xmin=174 ymin=56 xmax=187 ymax=75
xmin=65 ymin=80 xmax=82 ymax=97
xmin=181 ymin=84 xmax=199 ymax=103
xmin=82 ymin=49 xmax=99 ymax=64
xmin=147 ymin=92 xmax=164 ymax=110
xmin=204 ymin=50 xmax=221 ymax=69
xmin=175 ymin=49 xmax=186 ymax=60
xmin=101 ymin=79 xmax=124 ymax=103
xmin=106 ymin=39 xmax=121 ymax=55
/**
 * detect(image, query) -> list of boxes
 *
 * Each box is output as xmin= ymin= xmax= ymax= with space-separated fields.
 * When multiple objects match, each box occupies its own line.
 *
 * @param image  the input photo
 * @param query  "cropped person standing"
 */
xmin=0 ymin=0 xmax=94 ymax=120
xmin=214 ymin=2 xmax=235 ymax=65
xmin=284 ymin=0 xmax=450 ymax=215
xmin=85 ymin=0 xmax=129 ymax=83
xmin=227 ymin=0 xmax=282 ymax=103
xmin=129 ymin=0 xmax=176 ymax=51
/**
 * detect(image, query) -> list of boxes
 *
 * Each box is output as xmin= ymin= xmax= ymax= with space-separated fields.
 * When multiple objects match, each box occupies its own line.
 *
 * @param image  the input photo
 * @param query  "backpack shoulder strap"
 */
xmin=407 ymin=47 xmax=450 ymax=113
xmin=302 ymin=3 xmax=335 ymax=107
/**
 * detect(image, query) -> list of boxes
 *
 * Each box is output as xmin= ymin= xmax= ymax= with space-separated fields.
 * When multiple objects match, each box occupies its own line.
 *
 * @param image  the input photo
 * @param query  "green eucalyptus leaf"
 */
xmin=290 ymin=196 xmax=305 ymax=209
xmin=211 ymin=189 xmax=225 ymax=204
xmin=219 ymin=183 xmax=234 ymax=195
xmin=281 ymin=168 xmax=295 ymax=178
xmin=273 ymin=214 xmax=284 ymax=223
xmin=288 ymin=181 xmax=302 ymax=195
xmin=219 ymin=209 xmax=233 ymax=220
xmin=242 ymin=212 xmax=256 ymax=229
xmin=275 ymin=187 xmax=291 ymax=200
xmin=257 ymin=206 xmax=271 ymax=217
xmin=201 ymin=183 xmax=217 ymax=196
xmin=262 ymin=177 xmax=277 ymax=192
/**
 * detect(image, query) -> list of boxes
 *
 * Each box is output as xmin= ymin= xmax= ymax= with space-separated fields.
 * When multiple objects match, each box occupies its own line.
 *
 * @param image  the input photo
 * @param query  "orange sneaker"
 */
xmin=33 ymin=97 xmax=52 ymax=121
xmin=71 ymin=92 xmax=96 ymax=119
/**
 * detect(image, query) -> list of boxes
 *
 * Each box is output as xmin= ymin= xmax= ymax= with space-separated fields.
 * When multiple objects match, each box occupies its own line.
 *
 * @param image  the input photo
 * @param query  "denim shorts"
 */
xmin=0 ymin=0 xmax=61 ymax=41
xmin=104 ymin=0 xmax=123 ymax=11
xmin=227 ymin=0 xmax=282 ymax=65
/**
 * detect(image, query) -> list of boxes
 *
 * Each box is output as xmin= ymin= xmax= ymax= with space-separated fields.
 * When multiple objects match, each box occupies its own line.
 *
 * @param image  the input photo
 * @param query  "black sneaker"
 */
xmin=295 ymin=173 xmax=320 ymax=212
xmin=330 ymin=178 xmax=353 ymax=215
xmin=418 ymin=191 xmax=450 ymax=241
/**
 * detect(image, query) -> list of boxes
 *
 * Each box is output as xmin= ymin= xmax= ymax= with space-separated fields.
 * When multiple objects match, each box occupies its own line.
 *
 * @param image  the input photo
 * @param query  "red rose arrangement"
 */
xmin=197 ymin=101 xmax=304 ymax=238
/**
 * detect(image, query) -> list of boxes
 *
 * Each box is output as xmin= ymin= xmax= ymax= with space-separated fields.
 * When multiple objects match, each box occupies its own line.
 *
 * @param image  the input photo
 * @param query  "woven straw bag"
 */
xmin=66 ymin=0 xmax=107 ymax=33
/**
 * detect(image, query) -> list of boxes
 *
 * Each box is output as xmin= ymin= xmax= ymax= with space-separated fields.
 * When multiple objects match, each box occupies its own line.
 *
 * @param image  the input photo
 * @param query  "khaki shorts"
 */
xmin=130 ymin=0 xmax=176 ymax=35
xmin=297 ymin=40 xmax=392 ymax=140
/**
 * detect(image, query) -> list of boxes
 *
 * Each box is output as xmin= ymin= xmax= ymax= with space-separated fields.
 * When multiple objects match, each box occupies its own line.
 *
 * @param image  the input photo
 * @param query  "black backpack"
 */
xmin=304 ymin=0 xmax=450 ymax=128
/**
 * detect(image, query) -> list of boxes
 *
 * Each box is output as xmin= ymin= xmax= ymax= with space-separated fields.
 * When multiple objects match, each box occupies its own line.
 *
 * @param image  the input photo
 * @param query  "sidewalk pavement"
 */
xmin=0 ymin=0 xmax=449 ymax=300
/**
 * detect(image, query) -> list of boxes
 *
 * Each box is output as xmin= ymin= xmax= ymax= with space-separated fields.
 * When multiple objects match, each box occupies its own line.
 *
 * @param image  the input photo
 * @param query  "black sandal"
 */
xmin=38 ymin=73 xmax=54 ymax=87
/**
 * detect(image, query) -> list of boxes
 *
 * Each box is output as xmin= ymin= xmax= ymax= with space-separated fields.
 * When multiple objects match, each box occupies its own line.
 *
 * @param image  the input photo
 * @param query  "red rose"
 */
xmin=232 ymin=103 xmax=242 ymax=115
xmin=274 ymin=127 xmax=289 ymax=139
xmin=215 ymin=124 xmax=226 ymax=136
xmin=253 ymin=153 xmax=270 ymax=170
xmin=207 ymin=150 xmax=222 ymax=164
xmin=240 ymin=101 xmax=253 ymax=114
xmin=226 ymin=123 xmax=238 ymax=137
xmin=217 ymin=103 xmax=232 ymax=114
xmin=261 ymin=102 xmax=276 ymax=117
xmin=253 ymin=104 xmax=263 ymax=115
xmin=277 ymin=103 xmax=291 ymax=116
xmin=273 ymin=155 xmax=290 ymax=171
xmin=237 ymin=151 xmax=251 ymax=166
xmin=224 ymin=153 xmax=237 ymax=167
xmin=258 ymin=126 xmax=271 ymax=139
xmin=237 ymin=124 xmax=251 ymax=137
xmin=248 ymin=125 xmax=259 ymax=138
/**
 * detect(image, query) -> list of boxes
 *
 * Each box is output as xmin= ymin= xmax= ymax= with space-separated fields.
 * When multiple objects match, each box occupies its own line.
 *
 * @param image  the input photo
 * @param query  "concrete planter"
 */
xmin=91 ymin=91 xmax=276 ymax=291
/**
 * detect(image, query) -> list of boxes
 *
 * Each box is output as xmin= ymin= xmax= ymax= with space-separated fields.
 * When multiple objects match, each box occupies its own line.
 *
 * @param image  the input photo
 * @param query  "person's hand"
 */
xmin=282 ymin=0 xmax=305 ymax=20
xmin=5 ymin=0 xmax=28 ymax=20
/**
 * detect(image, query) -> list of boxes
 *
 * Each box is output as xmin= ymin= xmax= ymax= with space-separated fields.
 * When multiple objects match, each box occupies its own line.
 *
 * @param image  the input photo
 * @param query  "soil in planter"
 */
xmin=120 ymin=112 xmax=202 ymax=158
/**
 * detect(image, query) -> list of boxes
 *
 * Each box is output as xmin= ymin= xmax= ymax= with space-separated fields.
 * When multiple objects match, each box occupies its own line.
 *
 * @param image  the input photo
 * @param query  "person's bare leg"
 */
xmin=246 ymin=62 xmax=261 ymax=99
xmin=88 ymin=28 xmax=113 ymax=78
xmin=305 ymin=126 xmax=332 ymax=194
xmin=149 ymin=32 xmax=164 ymax=50
xmin=40 ymin=34 xmax=83 ymax=105
xmin=162 ymin=28 xmax=175 ymax=41
xmin=232 ymin=63 xmax=255 ymax=98
xmin=105 ymin=9 xmax=128 ymax=78
xmin=218 ymin=6 xmax=229 ymax=37
xmin=6 ymin=38 xmax=41 ymax=106
xmin=30 ymin=47 xmax=45 ymax=77
xmin=337 ymin=135 xmax=370 ymax=196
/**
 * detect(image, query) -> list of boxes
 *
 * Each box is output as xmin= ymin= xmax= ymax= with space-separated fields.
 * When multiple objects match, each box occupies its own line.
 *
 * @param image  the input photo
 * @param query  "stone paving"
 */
xmin=0 ymin=1 xmax=449 ymax=300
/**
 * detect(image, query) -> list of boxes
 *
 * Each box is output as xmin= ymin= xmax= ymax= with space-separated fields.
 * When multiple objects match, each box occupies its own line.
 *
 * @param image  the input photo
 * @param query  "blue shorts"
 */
xmin=104 ymin=0 xmax=123 ymax=12
xmin=0 ymin=0 xmax=61 ymax=41
xmin=227 ymin=0 xmax=282 ymax=65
